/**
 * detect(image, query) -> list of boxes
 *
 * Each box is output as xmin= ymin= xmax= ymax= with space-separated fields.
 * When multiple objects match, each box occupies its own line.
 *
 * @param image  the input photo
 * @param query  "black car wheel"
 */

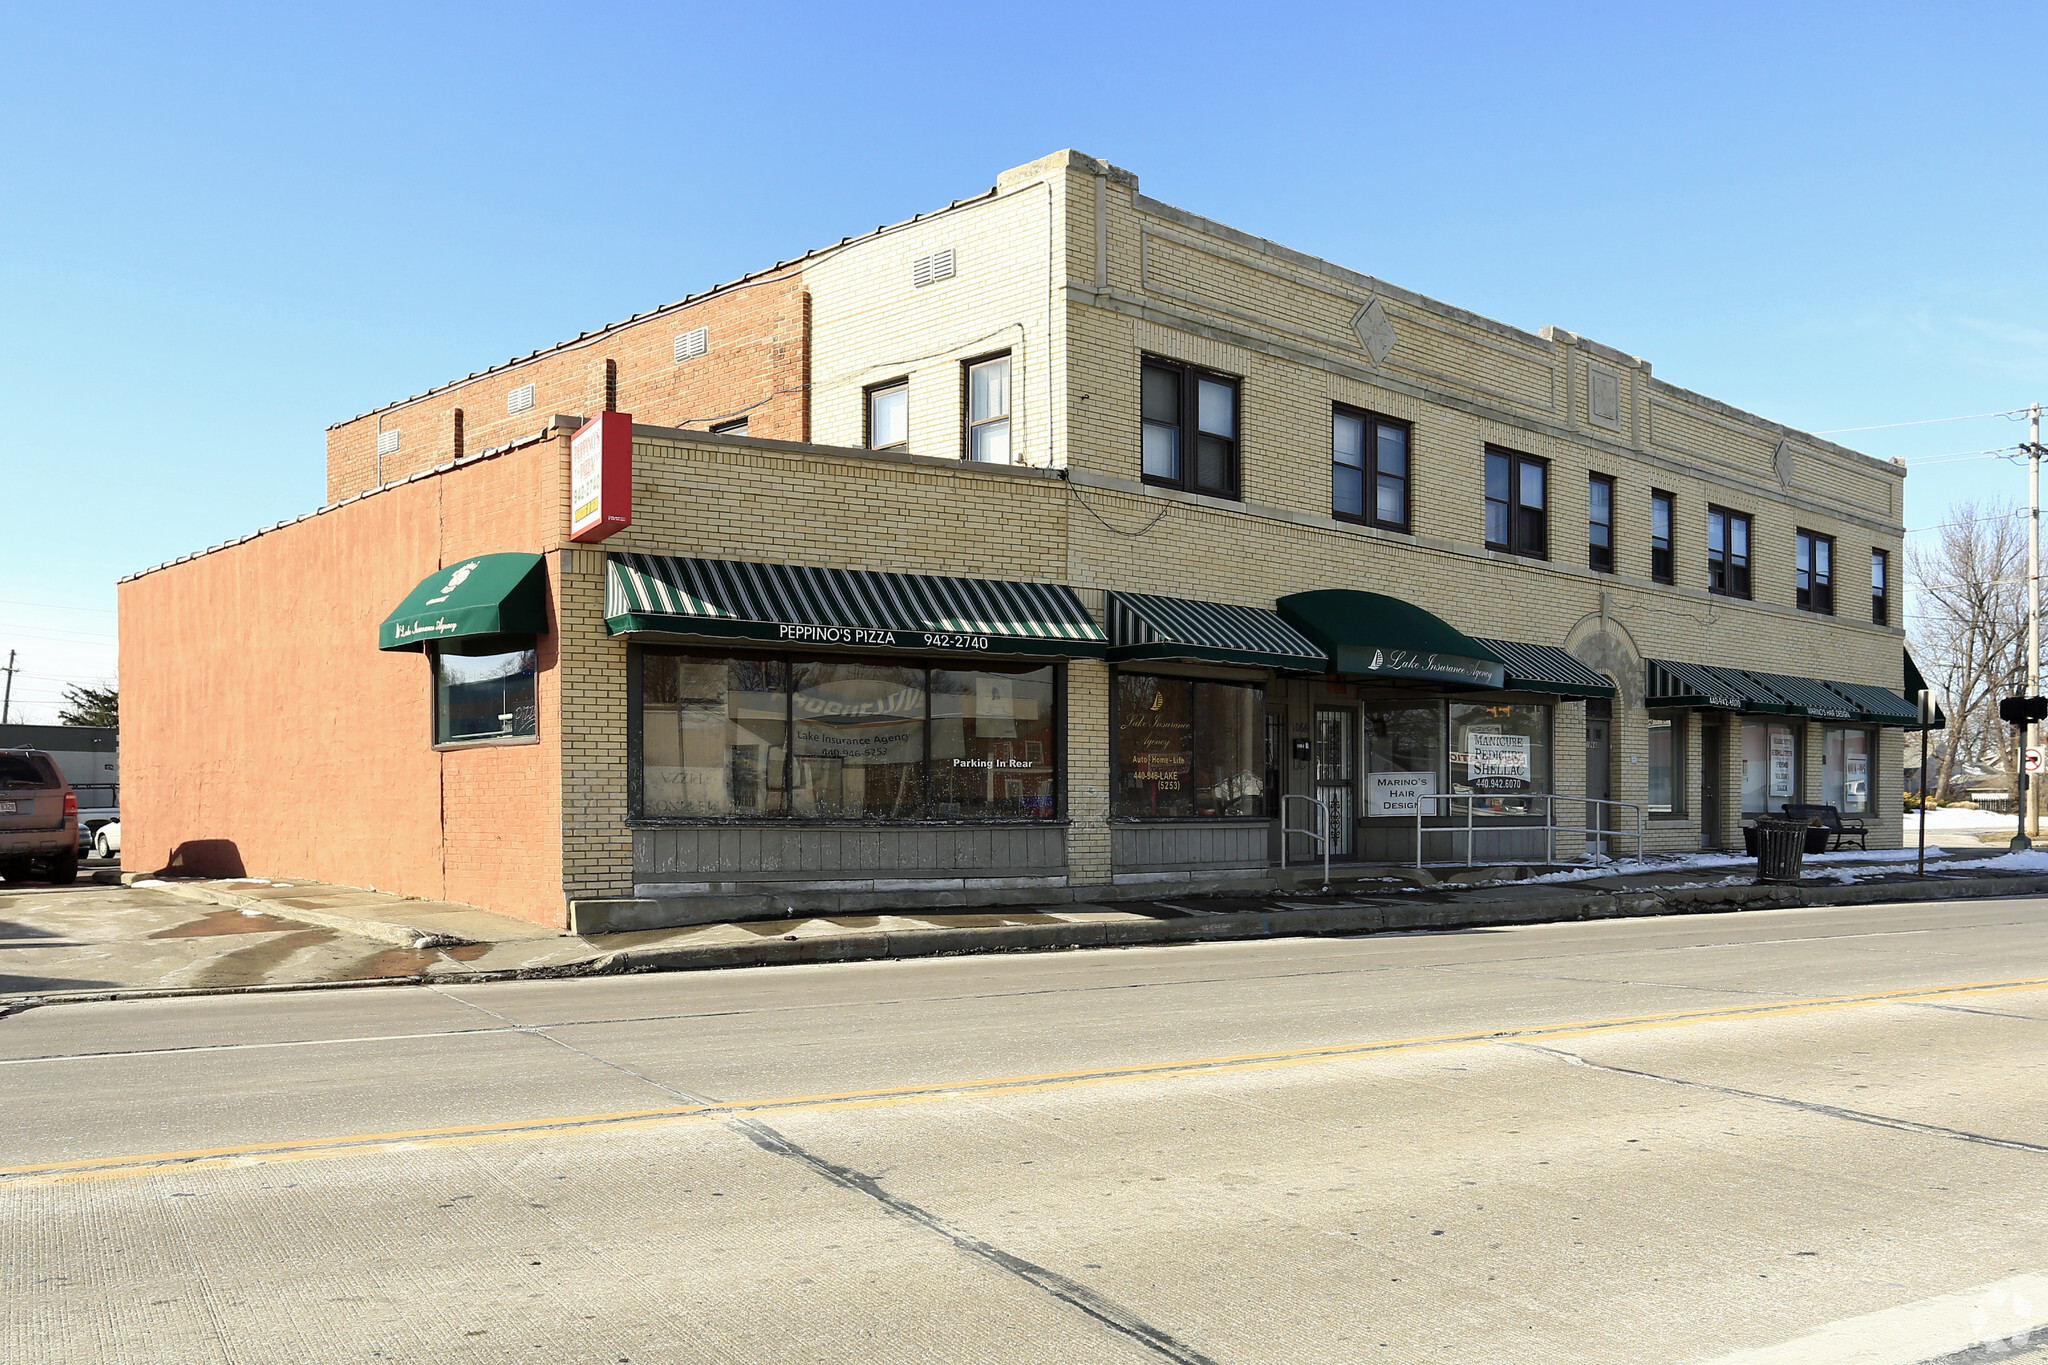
xmin=45 ymin=851 xmax=79 ymax=885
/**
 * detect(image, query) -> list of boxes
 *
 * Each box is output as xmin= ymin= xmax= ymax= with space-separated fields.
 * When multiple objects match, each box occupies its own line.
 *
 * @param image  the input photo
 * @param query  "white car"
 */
xmin=92 ymin=819 xmax=121 ymax=860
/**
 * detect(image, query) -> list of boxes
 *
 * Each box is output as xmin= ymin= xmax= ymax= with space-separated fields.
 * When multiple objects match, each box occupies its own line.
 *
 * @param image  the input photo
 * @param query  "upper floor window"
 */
xmin=1651 ymin=490 xmax=1675 ymax=584
xmin=1872 ymin=548 xmax=1890 ymax=626
xmin=866 ymin=380 xmax=908 ymax=452
xmin=1142 ymin=356 xmax=1239 ymax=498
xmin=1588 ymin=474 xmax=1615 ymax=573
xmin=1332 ymin=406 xmax=1410 ymax=531
xmin=1708 ymin=506 xmax=1752 ymax=598
xmin=1485 ymin=446 xmax=1547 ymax=558
xmin=1796 ymin=530 xmax=1834 ymax=614
xmin=965 ymin=353 xmax=1011 ymax=463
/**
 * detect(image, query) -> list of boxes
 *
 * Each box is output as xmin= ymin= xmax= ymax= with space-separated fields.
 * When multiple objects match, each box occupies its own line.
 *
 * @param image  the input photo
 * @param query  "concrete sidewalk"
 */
xmin=3 ymin=844 xmax=2043 ymax=1005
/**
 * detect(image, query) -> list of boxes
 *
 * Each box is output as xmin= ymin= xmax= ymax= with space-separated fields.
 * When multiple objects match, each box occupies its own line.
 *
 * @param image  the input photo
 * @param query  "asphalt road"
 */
xmin=5 ymin=897 xmax=2048 ymax=1364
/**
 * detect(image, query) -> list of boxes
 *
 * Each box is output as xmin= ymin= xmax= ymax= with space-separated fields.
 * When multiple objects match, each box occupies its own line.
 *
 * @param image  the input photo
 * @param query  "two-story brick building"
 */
xmin=120 ymin=150 xmax=1924 ymax=930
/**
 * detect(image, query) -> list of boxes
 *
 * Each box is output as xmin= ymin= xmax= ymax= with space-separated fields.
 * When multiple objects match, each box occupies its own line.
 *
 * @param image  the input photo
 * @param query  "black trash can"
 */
xmin=1754 ymin=817 xmax=1807 ymax=883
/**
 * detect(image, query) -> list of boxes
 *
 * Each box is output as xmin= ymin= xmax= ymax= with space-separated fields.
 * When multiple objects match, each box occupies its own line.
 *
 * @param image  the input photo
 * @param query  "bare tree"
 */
xmin=1909 ymin=501 xmax=2029 ymax=802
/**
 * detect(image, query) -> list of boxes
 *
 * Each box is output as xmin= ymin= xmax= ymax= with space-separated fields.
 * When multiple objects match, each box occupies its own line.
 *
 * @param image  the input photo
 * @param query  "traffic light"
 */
xmin=1999 ymin=695 xmax=2048 ymax=725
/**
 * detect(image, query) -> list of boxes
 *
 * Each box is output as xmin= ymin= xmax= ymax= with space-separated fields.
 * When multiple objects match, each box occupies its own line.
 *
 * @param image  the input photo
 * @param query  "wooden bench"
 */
xmin=1781 ymin=804 xmax=1868 ymax=852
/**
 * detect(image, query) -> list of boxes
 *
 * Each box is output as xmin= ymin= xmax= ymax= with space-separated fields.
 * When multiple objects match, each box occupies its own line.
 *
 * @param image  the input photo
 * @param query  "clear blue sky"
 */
xmin=4 ymin=1 xmax=2044 ymax=722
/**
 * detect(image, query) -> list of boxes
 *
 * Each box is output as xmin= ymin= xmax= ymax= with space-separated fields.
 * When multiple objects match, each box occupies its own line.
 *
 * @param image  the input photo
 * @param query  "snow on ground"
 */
xmin=1461 ymin=845 xmax=1959 ymax=888
xmin=1911 ymin=807 xmax=2015 ymax=831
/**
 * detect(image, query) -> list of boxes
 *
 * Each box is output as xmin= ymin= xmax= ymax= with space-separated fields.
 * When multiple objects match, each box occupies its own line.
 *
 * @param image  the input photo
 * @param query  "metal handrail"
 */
xmin=1280 ymin=794 xmax=1332 ymax=891
xmin=1412 ymin=793 xmax=1646 ymax=868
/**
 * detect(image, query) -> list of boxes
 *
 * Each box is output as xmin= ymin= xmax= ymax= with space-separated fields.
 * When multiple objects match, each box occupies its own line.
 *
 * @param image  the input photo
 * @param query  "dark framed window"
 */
xmin=432 ymin=644 xmax=539 ymax=746
xmin=1112 ymin=673 xmax=1264 ymax=817
xmin=1588 ymin=473 xmax=1615 ymax=573
xmin=1141 ymin=356 xmax=1239 ymax=498
xmin=633 ymin=648 xmax=1059 ymax=822
xmin=710 ymin=417 xmax=749 ymax=436
xmin=1650 ymin=490 xmax=1675 ymax=584
xmin=1872 ymin=548 xmax=1890 ymax=626
xmin=1796 ymin=530 xmax=1835 ymax=614
xmin=962 ymin=352 xmax=1012 ymax=463
xmin=1485 ymin=446 xmax=1547 ymax=557
xmin=865 ymin=379 xmax=908 ymax=452
xmin=1708 ymin=506 xmax=1752 ymax=598
xmin=1332 ymin=405 xmax=1410 ymax=531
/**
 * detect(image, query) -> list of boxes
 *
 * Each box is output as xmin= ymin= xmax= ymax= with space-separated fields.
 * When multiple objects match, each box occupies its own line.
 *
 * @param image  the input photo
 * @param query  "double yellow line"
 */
xmin=6 ymin=975 xmax=2044 ymax=1189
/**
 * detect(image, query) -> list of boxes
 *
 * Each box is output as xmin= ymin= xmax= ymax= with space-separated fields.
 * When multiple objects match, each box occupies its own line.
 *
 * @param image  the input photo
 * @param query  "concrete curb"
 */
xmin=135 ymin=881 xmax=473 ymax=949
xmin=551 ymin=871 xmax=2048 ymax=981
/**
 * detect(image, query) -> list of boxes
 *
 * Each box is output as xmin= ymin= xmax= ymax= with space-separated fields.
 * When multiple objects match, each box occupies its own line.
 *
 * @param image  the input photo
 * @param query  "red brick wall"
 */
xmin=327 ymin=274 xmax=810 ymax=503
xmin=122 ymin=436 xmax=572 ymax=926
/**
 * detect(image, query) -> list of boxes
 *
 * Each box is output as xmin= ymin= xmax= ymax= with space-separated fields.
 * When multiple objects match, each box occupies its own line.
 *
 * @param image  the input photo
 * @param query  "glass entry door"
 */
xmin=1314 ymin=707 xmax=1356 ymax=857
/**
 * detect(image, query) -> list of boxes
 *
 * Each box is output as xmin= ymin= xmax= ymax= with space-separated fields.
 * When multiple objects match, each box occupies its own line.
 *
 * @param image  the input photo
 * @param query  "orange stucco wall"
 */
xmin=119 ymin=437 xmax=571 ymax=926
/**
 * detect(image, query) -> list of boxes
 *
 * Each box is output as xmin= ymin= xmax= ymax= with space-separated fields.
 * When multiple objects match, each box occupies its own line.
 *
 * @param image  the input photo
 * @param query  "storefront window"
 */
xmin=791 ymin=661 xmax=927 ymax=819
xmin=1113 ymin=674 xmax=1264 ymax=817
xmin=433 ymin=646 xmax=538 ymax=745
xmin=1363 ymin=702 xmax=1444 ymax=817
xmin=931 ymin=665 xmax=1056 ymax=818
xmin=1647 ymin=712 xmax=1684 ymax=815
xmin=633 ymin=650 xmax=1060 ymax=822
xmin=640 ymin=654 xmax=787 ymax=816
xmin=1449 ymin=702 xmax=1552 ymax=814
xmin=1823 ymin=727 xmax=1871 ymax=814
xmin=1742 ymin=719 xmax=1800 ymax=814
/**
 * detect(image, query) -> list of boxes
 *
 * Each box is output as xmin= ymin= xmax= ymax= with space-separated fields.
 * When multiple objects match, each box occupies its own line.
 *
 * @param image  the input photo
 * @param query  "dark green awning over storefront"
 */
xmin=605 ymin=553 xmax=1107 ymax=659
xmin=1646 ymin=659 xmax=1789 ymax=712
xmin=1472 ymin=639 xmax=1617 ymax=699
xmin=1276 ymin=591 xmax=1505 ymax=688
xmin=1105 ymin=591 xmax=1326 ymax=670
xmin=1905 ymin=650 xmax=1946 ymax=730
xmin=379 ymin=552 xmax=549 ymax=652
xmin=1648 ymin=657 xmax=1919 ymax=725
xmin=1820 ymin=681 xmax=1921 ymax=726
xmin=1745 ymin=669 xmax=1858 ymax=720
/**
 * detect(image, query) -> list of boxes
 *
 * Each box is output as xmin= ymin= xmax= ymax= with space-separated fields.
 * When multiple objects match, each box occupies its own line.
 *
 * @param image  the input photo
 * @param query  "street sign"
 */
xmin=2028 ymin=747 xmax=2044 ymax=774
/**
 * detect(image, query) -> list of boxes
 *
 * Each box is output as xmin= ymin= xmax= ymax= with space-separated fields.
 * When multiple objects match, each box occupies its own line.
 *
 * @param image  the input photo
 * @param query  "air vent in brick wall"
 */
xmin=912 ymin=248 xmax=955 ymax=289
xmin=376 ymin=429 xmax=401 ymax=456
xmin=673 ymin=327 xmax=709 ymax=362
xmin=507 ymin=383 xmax=536 ymax=416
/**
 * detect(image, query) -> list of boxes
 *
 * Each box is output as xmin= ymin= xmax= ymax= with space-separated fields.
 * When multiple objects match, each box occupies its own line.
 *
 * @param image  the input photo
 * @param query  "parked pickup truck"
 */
xmin=0 ymin=748 xmax=80 ymax=884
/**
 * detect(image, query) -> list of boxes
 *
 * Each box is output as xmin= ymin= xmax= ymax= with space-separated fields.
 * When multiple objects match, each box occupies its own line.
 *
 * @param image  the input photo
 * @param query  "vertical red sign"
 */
xmin=569 ymin=410 xmax=633 ymax=543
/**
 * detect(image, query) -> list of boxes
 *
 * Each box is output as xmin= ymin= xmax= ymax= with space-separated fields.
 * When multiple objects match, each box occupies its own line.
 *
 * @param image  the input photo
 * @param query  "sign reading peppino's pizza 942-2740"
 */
xmin=570 ymin=410 xmax=633 ymax=543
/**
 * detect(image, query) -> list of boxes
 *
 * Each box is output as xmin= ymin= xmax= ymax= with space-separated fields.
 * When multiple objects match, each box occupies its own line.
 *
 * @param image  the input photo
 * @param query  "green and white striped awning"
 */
xmin=1105 ymin=591 xmax=1326 ymax=670
xmin=605 ymin=553 xmax=1107 ymax=659
xmin=1646 ymin=659 xmax=1786 ymax=712
xmin=1819 ymin=680 xmax=1920 ymax=727
xmin=1471 ymin=639 xmax=1616 ymax=699
xmin=1744 ymin=669 xmax=1858 ymax=720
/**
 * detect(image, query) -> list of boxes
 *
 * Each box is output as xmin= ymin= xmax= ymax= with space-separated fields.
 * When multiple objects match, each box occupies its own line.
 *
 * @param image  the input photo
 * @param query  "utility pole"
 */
xmin=2031 ymin=402 xmax=2044 ymax=841
xmin=0 ymin=650 xmax=14 ymax=725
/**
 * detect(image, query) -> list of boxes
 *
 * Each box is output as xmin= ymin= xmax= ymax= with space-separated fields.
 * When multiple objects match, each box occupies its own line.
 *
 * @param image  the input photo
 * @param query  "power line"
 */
xmin=1816 ymin=408 xmax=2033 ymax=435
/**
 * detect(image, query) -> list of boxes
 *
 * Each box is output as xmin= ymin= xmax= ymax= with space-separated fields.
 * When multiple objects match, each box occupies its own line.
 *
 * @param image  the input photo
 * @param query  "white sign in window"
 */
xmin=1367 ymin=770 xmax=1437 ymax=817
xmin=1769 ymin=730 xmax=1796 ymax=798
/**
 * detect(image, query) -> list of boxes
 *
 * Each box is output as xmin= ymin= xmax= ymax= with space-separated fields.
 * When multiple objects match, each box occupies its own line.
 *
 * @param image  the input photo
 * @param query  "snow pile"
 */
xmin=1962 ymin=847 xmax=2048 ymax=874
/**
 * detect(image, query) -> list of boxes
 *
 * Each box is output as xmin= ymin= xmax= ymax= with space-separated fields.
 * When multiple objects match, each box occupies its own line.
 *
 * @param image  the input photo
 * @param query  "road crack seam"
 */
xmin=1501 ymin=1041 xmax=2048 ymax=1156
xmin=726 ymin=1116 xmax=1224 ymax=1365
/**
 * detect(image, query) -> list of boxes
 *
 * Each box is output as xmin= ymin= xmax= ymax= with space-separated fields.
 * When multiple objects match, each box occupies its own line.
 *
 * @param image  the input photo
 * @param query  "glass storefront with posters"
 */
xmin=1112 ymin=673 xmax=1264 ymax=818
xmin=1449 ymin=701 xmax=1553 ymax=813
xmin=1741 ymin=719 xmax=1801 ymax=814
xmin=1363 ymin=703 xmax=1445 ymax=819
xmin=634 ymin=650 xmax=1058 ymax=821
xmin=1821 ymin=726 xmax=1872 ymax=814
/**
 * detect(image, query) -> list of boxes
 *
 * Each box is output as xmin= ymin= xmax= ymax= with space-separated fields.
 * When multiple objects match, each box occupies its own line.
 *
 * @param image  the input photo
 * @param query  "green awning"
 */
xmin=1743 ymin=669 xmax=1858 ymax=720
xmin=1471 ymin=639 xmax=1616 ymax=699
xmin=606 ymin=553 xmax=1107 ymax=659
xmin=1905 ymin=650 xmax=1946 ymax=730
xmin=1646 ymin=659 xmax=1786 ymax=711
xmin=379 ymin=552 xmax=549 ymax=652
xmin=1820 ymin=680 xmax=1920 ymax=727
xmin=1276 ymin=591 xmax=1505 ymax=688
xmin=1105 ymin=591 xmax=1326 ymax=670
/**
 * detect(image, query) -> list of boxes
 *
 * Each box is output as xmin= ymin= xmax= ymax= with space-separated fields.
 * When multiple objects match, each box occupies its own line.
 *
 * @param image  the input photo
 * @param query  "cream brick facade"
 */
xmin=137 ymin=149 xmax=1912 ymax=926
